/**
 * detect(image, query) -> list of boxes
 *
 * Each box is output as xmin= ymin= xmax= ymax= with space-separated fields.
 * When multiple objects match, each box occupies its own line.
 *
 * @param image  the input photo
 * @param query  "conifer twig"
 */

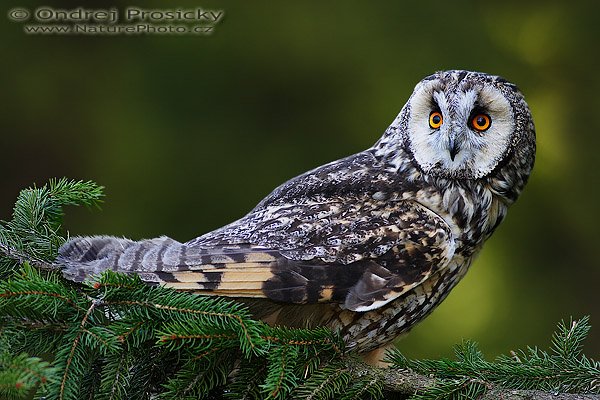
xmin=348 ymin=363 xmax=600 ymax=399
xmin=0 ymin=242 xmax=58 ymax=271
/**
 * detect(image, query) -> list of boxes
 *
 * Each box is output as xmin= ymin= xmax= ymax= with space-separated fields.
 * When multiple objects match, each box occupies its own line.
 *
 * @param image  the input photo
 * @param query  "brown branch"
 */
xmin=480 ymin=388 xmax=600 ymax=400
xmin=348 ymin=361 xmax=600 ymax=400
xmin=270 ymin=346 xmax=288 ymax=398
xmin=0 ymin=290 xmax=83 ymax=311
xmin=261 ymin=335 xmax=342 ymax=354
xmin=102 ymin=299 xmax=255 ymax=349
xmin=0 ymin=241 xmax=59 ymax=271
xmin=60 ymin=299 xmax=98 ymax=400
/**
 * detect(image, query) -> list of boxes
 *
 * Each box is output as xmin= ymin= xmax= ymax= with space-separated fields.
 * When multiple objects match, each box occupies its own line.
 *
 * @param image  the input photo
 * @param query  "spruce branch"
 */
xmin=0 ymin=178 xmax=103 ymax=276
xmin=382 ymin=316 xmax=599 ymax=399
xmin=0 ymin=178 xmax=598 ymax=399
xmin=350 ymin=364 xmax=599 ymax=400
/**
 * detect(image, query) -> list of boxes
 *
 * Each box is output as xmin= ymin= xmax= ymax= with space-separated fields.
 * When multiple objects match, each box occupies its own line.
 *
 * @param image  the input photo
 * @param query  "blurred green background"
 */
xmin=1 ymin=0 xmax=599 ymax=359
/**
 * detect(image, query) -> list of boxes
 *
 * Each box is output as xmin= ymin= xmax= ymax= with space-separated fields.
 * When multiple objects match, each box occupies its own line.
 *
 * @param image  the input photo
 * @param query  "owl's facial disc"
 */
xmin=406 ymin=74 xmax=515 ymax=179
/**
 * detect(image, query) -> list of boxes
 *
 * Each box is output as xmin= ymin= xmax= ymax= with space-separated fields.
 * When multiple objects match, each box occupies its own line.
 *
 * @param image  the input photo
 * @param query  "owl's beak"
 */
xmin=448 ymin=136 xmax=460 ymax=161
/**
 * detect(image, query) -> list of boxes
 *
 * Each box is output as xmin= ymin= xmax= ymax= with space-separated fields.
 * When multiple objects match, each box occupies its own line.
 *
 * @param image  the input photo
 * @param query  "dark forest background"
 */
xmin=1 ymin=0 xmax=599 ymax=359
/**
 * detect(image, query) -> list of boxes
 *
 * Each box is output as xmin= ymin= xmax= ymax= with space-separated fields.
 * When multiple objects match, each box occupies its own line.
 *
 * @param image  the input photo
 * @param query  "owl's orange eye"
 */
xmin=429 ymin=111 xmax=443 ymax=129
xmin=471 ymin=113 xmax=491 ymax=132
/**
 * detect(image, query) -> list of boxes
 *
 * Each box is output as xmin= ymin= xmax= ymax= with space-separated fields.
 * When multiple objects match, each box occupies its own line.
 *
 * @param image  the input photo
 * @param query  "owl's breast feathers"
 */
xmin=59 ymin=150 xmax=465 ymax=313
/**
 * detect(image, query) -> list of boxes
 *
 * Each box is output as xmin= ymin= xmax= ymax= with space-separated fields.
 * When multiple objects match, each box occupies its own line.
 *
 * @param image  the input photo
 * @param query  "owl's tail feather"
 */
xmin=57 ymin=236 xmax=281 ymax=292
xmin=58 ymin=235 xmax=181 ymax=282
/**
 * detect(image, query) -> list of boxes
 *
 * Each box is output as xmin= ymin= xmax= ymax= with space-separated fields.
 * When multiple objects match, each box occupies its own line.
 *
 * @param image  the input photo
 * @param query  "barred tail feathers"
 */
xmin=57 ymin=236 xmax=278 ymax=299
xmin=58 ymin=235 xmax=181 ymax=282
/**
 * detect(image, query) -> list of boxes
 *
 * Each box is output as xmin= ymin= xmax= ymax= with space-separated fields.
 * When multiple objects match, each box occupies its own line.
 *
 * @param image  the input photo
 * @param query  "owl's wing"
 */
xmin=59 ymin=197 xmax=455 ymax=312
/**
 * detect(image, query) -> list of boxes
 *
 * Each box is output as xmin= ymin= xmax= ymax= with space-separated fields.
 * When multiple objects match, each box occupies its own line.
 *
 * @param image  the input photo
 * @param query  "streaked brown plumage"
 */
xmin=58 ymin=70 xmax=536 ymax=354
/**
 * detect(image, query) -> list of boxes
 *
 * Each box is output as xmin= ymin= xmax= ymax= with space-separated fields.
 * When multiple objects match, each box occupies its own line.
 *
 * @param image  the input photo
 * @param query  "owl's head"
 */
xmin=388 ymin=70 xmax=535 ymax=182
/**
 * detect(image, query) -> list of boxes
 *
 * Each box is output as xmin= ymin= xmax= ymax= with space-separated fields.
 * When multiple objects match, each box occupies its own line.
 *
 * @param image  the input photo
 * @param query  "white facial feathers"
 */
xmin=406 ymin=76 xmax=515 ymax=179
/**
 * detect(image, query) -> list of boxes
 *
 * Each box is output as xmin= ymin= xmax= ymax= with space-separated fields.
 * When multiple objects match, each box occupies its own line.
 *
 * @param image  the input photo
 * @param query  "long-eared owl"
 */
xmin=58 ymin=70 xmax=536 ymax=354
